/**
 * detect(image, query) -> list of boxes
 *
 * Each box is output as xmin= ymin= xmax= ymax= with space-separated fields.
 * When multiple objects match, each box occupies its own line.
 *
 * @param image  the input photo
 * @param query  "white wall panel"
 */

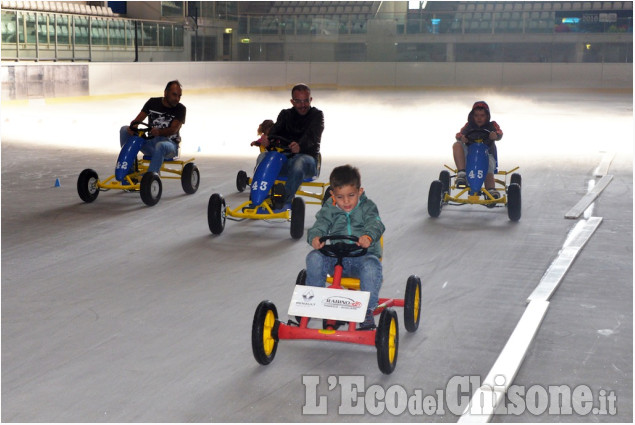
xmin=501 ymin=63 xmax=553 ymax=87
xmin=395 ymin=63 xmax=457 ymax=87
xmin=5 ymin=61 xmax=630 ymax=100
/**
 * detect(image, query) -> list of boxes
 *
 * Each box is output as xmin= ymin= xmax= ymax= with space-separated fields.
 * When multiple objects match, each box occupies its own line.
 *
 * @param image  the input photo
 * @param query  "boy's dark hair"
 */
xmin=291 ymin=83 xmax=311 ymax=96
xmin=165 ymin=80 xmax=182 ymax=92
xmin=329 ymin=165 xmax=361 ymax=189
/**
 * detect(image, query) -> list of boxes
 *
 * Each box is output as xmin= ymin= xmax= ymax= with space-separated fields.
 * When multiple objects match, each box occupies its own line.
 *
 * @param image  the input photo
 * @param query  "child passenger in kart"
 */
xmin=305 ymin=165 xmax=385 ymax=330
xmin=256 ymin=119 xmax=274 ymax=139
xmin=252 ymin=84 xmax=324 ymax=211
xmin=120 ymin=80 xmax=186 ymax=175
xmin=453 ymin=101 xmax=503 ymax=198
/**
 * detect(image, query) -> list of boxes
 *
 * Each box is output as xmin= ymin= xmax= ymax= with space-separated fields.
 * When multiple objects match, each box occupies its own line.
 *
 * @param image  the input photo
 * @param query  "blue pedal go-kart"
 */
xmin=207 ymin=135 xmax=328 ymax=240
xmin=77 ymin=122 xmax=200 ymax=207
xmin=428 ymin=128 xmax=521 ymax=221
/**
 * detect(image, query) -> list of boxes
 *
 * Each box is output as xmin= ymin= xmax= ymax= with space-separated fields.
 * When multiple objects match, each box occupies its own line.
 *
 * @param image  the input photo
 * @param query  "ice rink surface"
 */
xmin=1 ymin=88 xmax=633 ymax=422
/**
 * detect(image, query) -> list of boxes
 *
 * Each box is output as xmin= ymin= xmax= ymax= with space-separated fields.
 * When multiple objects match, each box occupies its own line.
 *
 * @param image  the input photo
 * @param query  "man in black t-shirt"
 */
xmin=119 ymin=80 xmax=186 ymax=173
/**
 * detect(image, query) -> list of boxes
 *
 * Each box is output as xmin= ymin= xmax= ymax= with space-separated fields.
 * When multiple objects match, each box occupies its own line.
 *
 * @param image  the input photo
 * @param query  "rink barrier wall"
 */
xmin=1 ymin=61 xmax=632 ymax=102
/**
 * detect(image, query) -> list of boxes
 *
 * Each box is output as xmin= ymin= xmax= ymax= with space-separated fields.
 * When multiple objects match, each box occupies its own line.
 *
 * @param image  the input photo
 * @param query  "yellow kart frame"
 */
xmin=428 ymin=165 xmax=522 ymax=221
xmin=208 ymin=148 xmax=329 ymax=239
xmin=96 ymin=156 xmax=197 ymax=191
xmin=78 ymin=155 xmax=200 ymax=207
xmin=442 ymin=164 xmax=519 ymax=206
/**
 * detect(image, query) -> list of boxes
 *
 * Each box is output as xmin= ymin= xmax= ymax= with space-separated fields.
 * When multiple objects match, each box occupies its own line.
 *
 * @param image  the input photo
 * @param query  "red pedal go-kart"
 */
xmin=77 ymin=122 xmax=199 ymax=206
xmin=251 ymin=235 xmax=422 ymax=374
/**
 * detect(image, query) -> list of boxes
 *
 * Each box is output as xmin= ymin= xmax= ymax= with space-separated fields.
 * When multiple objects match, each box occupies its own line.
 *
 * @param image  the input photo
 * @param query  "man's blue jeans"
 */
xmin=119 ymin=126 xmax=177 ymax=174
xmin=305 ymin=250 xmax=383 ymax=311
xmin=255 ymin=152 xmax=317 ymax=204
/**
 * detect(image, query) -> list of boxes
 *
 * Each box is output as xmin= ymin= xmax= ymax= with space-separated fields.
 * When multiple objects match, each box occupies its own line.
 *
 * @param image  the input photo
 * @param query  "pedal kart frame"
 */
xmin=251 ymin=235 xmax=422 ymax=374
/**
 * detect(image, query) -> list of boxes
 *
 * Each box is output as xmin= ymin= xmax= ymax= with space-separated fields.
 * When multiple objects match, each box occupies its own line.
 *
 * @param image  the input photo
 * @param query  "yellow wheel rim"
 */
xmin=414 ymin=285 xmax=420 ymax=322
xmin=388 ymin=317 xmax=397 ymax=363
xmin=263 ymin=310 xmax=276 ymax=356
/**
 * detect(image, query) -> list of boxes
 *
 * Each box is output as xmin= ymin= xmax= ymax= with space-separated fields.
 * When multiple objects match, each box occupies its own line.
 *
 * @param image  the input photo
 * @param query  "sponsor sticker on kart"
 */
xmin=288 ymin=285 xmax=369 ymax=322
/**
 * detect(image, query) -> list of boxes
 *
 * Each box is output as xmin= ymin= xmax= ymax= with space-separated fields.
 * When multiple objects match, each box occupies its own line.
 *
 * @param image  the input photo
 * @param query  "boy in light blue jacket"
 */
xmin=306 ymin=165 xmax=385 ymax=330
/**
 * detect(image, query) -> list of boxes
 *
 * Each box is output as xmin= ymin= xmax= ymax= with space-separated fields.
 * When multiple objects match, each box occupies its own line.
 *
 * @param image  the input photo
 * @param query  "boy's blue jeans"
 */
xmin=305 ymin=250 xmax=383 ymax=312
xmin=119 ymin=126 xmax=177 ymax=173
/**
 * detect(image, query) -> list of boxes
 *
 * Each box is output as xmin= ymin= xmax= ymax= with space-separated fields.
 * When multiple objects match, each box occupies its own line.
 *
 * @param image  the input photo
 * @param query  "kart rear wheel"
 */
xmin=295 ymin=269 xmax=308 ymax=324
xmin=404 ymin=275 xmax=421 ymax=333
xmin=296 ymin=269 xmax=306 ymax=286
xmin=252 ymin=301 xmax=279 ymax=365
xmin=290 ymin=197 xmax=305 ymax=240
xmin=427 ymin=180 xmax=443 ymax=218
xmin=511 ymin=172 xmax=522 ymax=187
xmin=439 ymin=170 xmax=451 ymax=194
xmin=140 ymin=172 xmax=162 ymax=206
xmin=77 ymin=169 xmax=100 ymax=203
xmin=236 ymin=170 xmax=248 ymax=192
xmin=208 ymin=193 xmax=226 ymax=235
xmin=376 ymin=309 xmax=399 ymax=374
xmin=181 ymin=162 xmax=200 ymax=194
xmin=507 ymin=183 xmax=521 ymax=222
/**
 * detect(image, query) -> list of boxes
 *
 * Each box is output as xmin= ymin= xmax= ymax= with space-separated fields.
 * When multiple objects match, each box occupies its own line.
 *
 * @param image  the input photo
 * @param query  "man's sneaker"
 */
xmin=485 ymin=188 xmax=500 ymax=207
xmin=271 ymin=183 xmax=286 ymax=210
xmin=357 ymin=310 xmax=376 ymax=331
xmin=455 ymin=171 xmax=467 ymax=188
xmin=485 ymin=188 xmax=500 ymax=199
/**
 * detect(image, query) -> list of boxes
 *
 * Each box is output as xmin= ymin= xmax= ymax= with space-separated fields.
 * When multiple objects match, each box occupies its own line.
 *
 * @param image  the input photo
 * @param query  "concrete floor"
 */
xmin=1 ymin=89 xmax=632 ymax=422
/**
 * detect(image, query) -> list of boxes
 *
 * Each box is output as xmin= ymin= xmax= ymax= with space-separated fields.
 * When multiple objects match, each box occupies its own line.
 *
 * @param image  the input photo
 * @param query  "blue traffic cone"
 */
xmin=54 ymin=178 xmax=61 ymax=187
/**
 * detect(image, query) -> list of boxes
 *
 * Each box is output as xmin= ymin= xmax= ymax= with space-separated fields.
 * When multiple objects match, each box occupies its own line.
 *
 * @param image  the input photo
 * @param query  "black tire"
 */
xmin=439 ymin=170 xmax=451 ymax=194
xmin=321 ymin=185 xmax=333 ymax=206
xmin=507 ymin=183 xmax=521 ymax=222
xmin=181 ymin=162 xmax=200 ymax=194
xmin=290 ymin=197 xmax=305 ymax=240
xmin=251 ymin=301 xmax=279 ymax=365
xmin=511 ymin=172 xmax=522 ymax=187
xmin=236 ymin=170 xmax=248 ymax=192
xmin=294 ymin=269 xmax=310 ymax=324
xmin=427 ymin=180 xmax=443 ymax=218
xmin=376 ymin=309 xmax=399 ymax=374
xmin=208 ymin=193 xmax=226 ymax=235
xmin=77 ymin=169 xmax=100 ymax=203
xmin=296 ymin=269 xmax=307 ymax=286
xmin=404 ymin=275 xmax=421 ymax=333
xmin=140 ymin=172 xmax=162 ymax=206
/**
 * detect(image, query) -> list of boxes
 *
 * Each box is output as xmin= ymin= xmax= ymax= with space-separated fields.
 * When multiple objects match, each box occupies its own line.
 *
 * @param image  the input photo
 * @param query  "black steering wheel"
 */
xmin=318 ymin=235 xmax=367 ymax=259
xmin=266 ymin=134 xmax=293 ymax=152
xmin=130 ymin=121 xmax=153 ymax=139
xmin=465 ymin=128 xmax=492 ymax=144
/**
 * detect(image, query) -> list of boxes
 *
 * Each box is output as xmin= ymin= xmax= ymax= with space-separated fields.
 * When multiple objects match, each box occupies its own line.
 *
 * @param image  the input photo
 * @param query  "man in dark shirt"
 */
xmin=119 ymin=80 xmax=186 ymax=174
xmin=255 ymin=83 xmax=324 ymax=208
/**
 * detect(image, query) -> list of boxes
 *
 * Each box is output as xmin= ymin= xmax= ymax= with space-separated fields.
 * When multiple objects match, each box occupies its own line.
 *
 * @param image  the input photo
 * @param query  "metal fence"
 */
xmin=1 ymin=9 xmax=184 ymax=61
